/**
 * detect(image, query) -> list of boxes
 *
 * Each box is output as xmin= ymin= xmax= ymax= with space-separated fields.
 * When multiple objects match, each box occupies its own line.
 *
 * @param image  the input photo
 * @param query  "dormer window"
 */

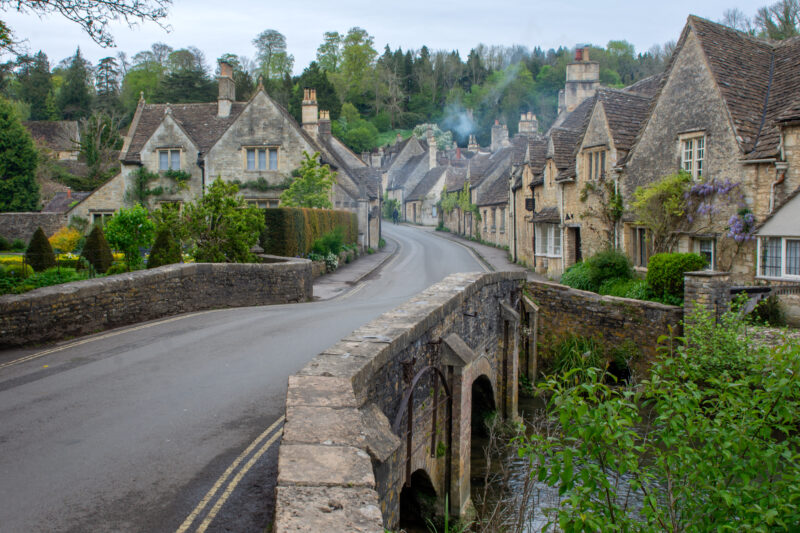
xmin=681 ymin=134 xmax=705 ymax=178
xmin=245 ymin=147 xmax=279 ymax=171
xmin=158 ymin=149 xmax=181 ymax=171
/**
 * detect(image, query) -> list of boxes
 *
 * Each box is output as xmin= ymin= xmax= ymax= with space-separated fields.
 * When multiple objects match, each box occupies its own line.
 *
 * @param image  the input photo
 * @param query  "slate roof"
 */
xmin=559 ymin=97 xmax=594 ymax=131
xmin=687 ymin=16 xmax=800 ymax=160
xmin=23 ymin=121 xmax=79 ymax=152
xmin=596 ymin=89 xmax=653 ymax=152
xmin=531 ymin=206 xmax=560 ymax=223
xmin=407 ymin=166 xmax=446 ymax=201
xmin=122 ymin=103 xmax=246 ymax=163
xmin=529 ymin=136 xmax=548 ymax=176
xmin=622 ymin=73 xmax=664 ymax=97
xmin=550 ymin=128 xmax=581 ymax=170
xmin=42 ymin=191 xmax=91 ymax=213
xmin=510 ymin=135 xmax=529 ymax=165
xmin=477 ymin=173 xmax=509 ymax=206
xmin=388 ymin=153 xmax=427 ymax=190
xmin=445 ymin=166 xmax=468 ymax=191
xmin=776 ymin=98 xmax=800 ymax=124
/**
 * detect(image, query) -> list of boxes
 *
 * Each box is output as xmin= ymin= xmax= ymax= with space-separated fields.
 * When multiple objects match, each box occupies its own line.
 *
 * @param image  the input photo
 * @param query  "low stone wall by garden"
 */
xmin=0 ymin=212 xmax=67 ymax=243
xmin=524 ymin=280 xmax=683 ymax=375
xmin=0 ymin=256 xmax=312 ymax=348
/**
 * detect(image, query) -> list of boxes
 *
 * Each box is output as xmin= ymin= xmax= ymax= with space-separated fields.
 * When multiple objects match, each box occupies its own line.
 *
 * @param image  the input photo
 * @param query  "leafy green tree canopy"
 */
xmin=0 ymin=96 xmax=39 ymax=212
xmin=105 ymin=204 xmax=155 ymax=270
xmin=280 ymin=151 xmax=337 ymax=209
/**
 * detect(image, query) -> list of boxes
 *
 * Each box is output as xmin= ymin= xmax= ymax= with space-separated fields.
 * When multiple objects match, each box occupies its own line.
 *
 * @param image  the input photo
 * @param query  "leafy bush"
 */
xmin=25 ymin=227 xmax=56 ymax=272
xmin=48 ymin=226 xmax=82 ymax=253
xmin=81 ymin=225 xmax=114 ymax=274
xmin=106 ymin=262 xmax=129 ymax=275
xmin=598 ymin=278 xmax=648 ymax=300
xmin=646 ymin=252 xmax=707 ymax=302
xmin=749 ymin=294 xmax=786 ymax=327
xmin=11 ymin=238 xmax=26 ymax=251
xmin=0 ymin=235 xmax=10 ymax=251
xmin=3 ymin=263 xmax=33 ymax=278
xmin=542 ymin=334 xmax=605 ymax=380
xmin=585 ymin=249 xmax=633 ymax=289
xmin=147 ymin=228 xmax=182 ymax=269
xmin=311 ymin=228 xmax=344 ymax=256
xmin=324 ymin=251 xmax=338 ymax=272
xmin=560 ymin=261 xmax=595 ymax=291
xmin=105 ymin=205 xmax=155 ymax=270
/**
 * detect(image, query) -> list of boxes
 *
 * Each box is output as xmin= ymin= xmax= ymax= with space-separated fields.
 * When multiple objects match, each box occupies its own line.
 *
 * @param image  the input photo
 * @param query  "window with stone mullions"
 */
xmin=246 ymin=148 xmax=278 ymax=171
xmin=159 ymin=149 xmax=181 ymax=171
xmin=587 ymin=150 xmax=606 ymax=180
xmin=682 ymin=136 xmax=704 ymax=178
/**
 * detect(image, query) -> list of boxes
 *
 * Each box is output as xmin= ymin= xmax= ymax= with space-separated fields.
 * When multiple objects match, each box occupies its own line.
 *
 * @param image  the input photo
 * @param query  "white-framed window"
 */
xmin=759 ymin=237 xmax=800 ymax=278
xmin=245 ymin=147 xmax=279 ymax=171
xmin=535 ymin=224 xmax=562 ymax=257
xmin=91 ymin=211 xmax=114 ymax=226
xmin=158 ymin=149 xmax=181 ymax=171
xmin=587 ymin=149 xmax=607 ymax=180
xmin=681 ymin=135 xmax=705 ymax=178
xmin=697 ymin=238 xmax=715 ymax=270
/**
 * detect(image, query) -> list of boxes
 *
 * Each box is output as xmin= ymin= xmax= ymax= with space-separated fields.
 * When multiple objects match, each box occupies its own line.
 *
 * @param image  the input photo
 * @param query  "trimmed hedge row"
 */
xmin=260 ymin=208 xmax=358 ymax=257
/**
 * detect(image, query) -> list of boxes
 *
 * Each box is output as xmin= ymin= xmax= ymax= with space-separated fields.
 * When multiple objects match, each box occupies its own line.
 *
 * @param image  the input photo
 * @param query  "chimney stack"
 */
xmin=217 ymin=60 xmax=235 ymax=118
xmin=491 ymin=120 xmax=509 ymax=151
xmin=302 ymin=88 xmax=319 ymax=135
xmin=564 ymin=45 xmax=598 ymax=113
xmin=318 ymin=110 xmax=331 ymax=138
xmin=518 ymin=112 xmax=539 ymax=136
xmin=468 ymin=134 xmax=479 ymax=152
xmin=67 ymin=188 xmax=72 ymax=199
xmin=426 ymin=128 xmax=437 ymax=169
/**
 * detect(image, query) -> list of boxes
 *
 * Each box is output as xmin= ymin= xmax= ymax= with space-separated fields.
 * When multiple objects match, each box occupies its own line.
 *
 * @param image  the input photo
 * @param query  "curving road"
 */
xmin=0 ymin=224 xmax=485 ymax=533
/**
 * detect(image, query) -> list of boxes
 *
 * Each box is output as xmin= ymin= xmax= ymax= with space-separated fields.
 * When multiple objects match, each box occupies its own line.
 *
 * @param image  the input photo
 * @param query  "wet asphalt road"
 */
xmin=0 ymin=224 xmax=485 ymax=533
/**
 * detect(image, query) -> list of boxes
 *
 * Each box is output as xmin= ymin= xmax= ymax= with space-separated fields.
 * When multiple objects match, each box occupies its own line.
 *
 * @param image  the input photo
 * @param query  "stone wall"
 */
xmin=0 ymin=257 xmax=312 ymax=348
xmin=524 ymin=279 xmax=683 ymax=375
xmin=275 ymin=271 xmax=524 ymax=532
xmin=0 ymin=212 xmax=67 ymax=242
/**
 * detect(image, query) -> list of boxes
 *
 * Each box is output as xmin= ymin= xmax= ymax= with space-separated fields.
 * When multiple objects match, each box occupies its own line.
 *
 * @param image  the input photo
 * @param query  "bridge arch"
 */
xmin=399 ymin=469 xmax=438 ymax=529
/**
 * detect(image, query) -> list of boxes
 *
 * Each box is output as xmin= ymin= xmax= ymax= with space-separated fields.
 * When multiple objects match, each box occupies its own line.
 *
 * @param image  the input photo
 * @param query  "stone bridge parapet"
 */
xmin=275 ymin=271 xmax=525 ymax=531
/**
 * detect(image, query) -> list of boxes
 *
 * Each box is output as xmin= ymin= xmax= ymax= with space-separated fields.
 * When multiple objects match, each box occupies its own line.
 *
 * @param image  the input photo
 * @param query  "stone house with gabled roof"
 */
xmin=617 ymin=15 xmax=800 ymax=281
xmin=66 ymin=64 xmax=381 ymax=249
xmin=405 ymin=166 xmax=447 ymax=226
xmin=509 ymin=134 xmax=548 ymax=267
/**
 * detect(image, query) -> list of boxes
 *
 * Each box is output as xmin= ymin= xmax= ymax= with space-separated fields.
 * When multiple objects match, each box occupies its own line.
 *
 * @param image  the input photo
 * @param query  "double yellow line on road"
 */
xmin=176 ymin=415 xmax=285 ymax=533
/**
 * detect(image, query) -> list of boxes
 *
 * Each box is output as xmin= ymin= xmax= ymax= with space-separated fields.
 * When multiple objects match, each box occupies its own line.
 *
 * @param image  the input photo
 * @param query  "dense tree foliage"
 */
xmin=0 ymin=96 xmax=38 ymax=211
xmin=280 ymin=151 xmax=336 ymax=208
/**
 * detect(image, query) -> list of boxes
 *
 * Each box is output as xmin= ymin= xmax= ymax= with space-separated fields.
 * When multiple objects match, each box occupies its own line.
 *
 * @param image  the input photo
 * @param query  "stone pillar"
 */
xmin=683 ymin=271 xmax=731 ymax=321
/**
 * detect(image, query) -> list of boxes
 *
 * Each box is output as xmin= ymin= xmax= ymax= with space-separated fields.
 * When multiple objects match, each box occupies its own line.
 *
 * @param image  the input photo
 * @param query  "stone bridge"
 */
xmin=274 ymin=271 xmax=529 ymax=531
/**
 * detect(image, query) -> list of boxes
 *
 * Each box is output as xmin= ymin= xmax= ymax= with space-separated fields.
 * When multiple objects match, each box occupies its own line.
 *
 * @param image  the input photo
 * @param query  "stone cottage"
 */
xmin=66 ymin=64 xmax=381 ymax=249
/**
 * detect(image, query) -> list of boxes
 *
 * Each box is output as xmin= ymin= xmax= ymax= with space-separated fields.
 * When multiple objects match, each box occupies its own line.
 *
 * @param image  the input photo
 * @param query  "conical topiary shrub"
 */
xmin=25 ymin=227 xmax=56 ymax=272
xmin=81 ymin=225 xmax=113 ymax=274
xmin=147 ymin=229 xmax=182 ymax=269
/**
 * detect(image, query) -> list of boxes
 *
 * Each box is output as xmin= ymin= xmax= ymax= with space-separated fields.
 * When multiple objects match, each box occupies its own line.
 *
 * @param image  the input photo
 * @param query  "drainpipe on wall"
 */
xmin=197 ymin=154 xmax=205 ymax=197
xmin=769 ymin=162 xmax=788 ymax=213
xmin=559 ymin=181 xmax=565 ymax=274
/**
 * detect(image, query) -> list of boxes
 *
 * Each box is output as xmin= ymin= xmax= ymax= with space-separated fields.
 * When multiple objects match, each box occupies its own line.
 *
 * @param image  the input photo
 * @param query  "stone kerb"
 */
xmin=0 ymin=258 xmax=312 ymax=348
xmin=276 ymin=271 xmax=525 ymax=532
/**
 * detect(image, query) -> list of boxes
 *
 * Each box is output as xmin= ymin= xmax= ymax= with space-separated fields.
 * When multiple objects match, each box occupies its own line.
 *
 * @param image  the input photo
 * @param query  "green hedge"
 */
xmin=646 ymin=252 xmax=707 ymax=301
xmin=260 ymin=207 xmax=358 ymax=257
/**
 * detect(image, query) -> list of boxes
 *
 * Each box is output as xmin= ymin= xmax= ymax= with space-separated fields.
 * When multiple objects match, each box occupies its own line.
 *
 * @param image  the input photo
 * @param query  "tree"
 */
xmin=0 ymin=96 xmax=39 ymax=212
xmin=316 ymin=31 xmax=342 ymax=72
xmin=48 ymin=226 xmax=82 ymax=253
xmin=755 ymin=0 xmax=800 ymax=39
xmin=181 ymin=178 xmax=264 ymax=263
xmin=104 ymin=204 xmax=155 ymax=270
xmin=288 ymin=61 xmax=340 ymax=122
xmin=25 ymin=226 xmax=56 ymax=271
xmin=57 ymin=48 xmax=92 ymax=120
xmin=147 ymin=227 xmax=181 ymax=268
xmin=95 ymin=56 xmax=121 ymax=113
xmin=280 ymin=151 xmax=336 ymax=208
xmin=217 ymin=53 xmax=256 ymax=101
xmin=253 ymin=29 xmax=294 ymax=81
xmin=17 ymin=51 xmax=53 ymax=120
xmin=0 ymin=0 xmax=171 ymax=51
xmin=79 ymin=112 xmax=123 ymax=187
xmin=81 ymin=225 xmax=113 ymax=273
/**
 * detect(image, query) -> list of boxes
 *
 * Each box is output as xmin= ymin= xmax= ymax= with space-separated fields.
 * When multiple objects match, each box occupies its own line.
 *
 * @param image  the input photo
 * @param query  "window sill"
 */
xmin=756 ymin=275 xmax=800 ymax=281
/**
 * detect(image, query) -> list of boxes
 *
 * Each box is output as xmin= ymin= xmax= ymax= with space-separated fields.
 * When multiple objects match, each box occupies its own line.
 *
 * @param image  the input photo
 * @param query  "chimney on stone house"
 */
xmin=491 ymin=120 xmax=509 ymax=151
xmin=562 ymin=45 xmax=599 ymax=114
xmin=371 ymin=148 xmax=383 ymax=168
xmin=302 ymin=88 xmax=319 ymax=135
xmin=518 ymin=112 xmax=539 ymax=136
xmin=217 ymin=60 xmax=235 ymax=118
xmin=426 ymin=128 xmax=437 ymax=169
xmin=468 ymin=134 xmax=479 ymax=152
xmin=318 ymin=110 xmax=331 ymax=139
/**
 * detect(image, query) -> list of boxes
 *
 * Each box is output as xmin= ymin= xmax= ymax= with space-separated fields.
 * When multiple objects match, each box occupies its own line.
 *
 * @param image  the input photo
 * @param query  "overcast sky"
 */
xmin=2 ymin=0 xmax=760 ymax=71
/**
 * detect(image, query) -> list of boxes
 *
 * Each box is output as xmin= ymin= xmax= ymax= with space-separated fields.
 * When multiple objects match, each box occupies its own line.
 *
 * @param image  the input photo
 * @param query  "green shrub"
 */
xmin=106 ymin=262 xmax=129 ymax=275
xmin=598 ymin=277 xmax=647 ymax=299
xmin=647 ymin=252 xmax=707 ymax=301
xmin=147 ymin=229 xmax=182 ymax=269
xmin=25 ymin=227 xmax=56 ymax=272
xmin=4 ymin=263 xmax=33 ymax=278
xmin=81 ymin=225 xmax=114 ymax=274
xmin=261 ymin=207 xmax=358 ymax=257
xmin=311 ymin=228 xmax=344 ymax=255
xmin=0 ymin=235 xmax=10 ymax=251
xmin=749 ymin=294 xmax=786 ymax=327
xmin=11 ymin=238 xmax=26 ymax=251
xmin=543 ymin=334 xmax=605 ymax=382
xmin=585 ymin=249 xmax=633 ymax=289
xmin=560 ymin=261 xmax=595 ymax=291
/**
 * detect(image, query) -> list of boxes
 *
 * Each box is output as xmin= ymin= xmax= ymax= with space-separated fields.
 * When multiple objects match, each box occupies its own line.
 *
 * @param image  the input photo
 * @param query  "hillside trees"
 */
xmin=0 ymin=96 xmax=38 ymax=211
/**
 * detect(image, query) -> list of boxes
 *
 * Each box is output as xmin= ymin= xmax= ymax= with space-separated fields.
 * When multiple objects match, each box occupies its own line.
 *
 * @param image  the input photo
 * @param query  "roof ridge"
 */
xmin=687 ymin=14 xmax=777 ymax=49
xmin=598 ymin=87 xmax=650 ymax=99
